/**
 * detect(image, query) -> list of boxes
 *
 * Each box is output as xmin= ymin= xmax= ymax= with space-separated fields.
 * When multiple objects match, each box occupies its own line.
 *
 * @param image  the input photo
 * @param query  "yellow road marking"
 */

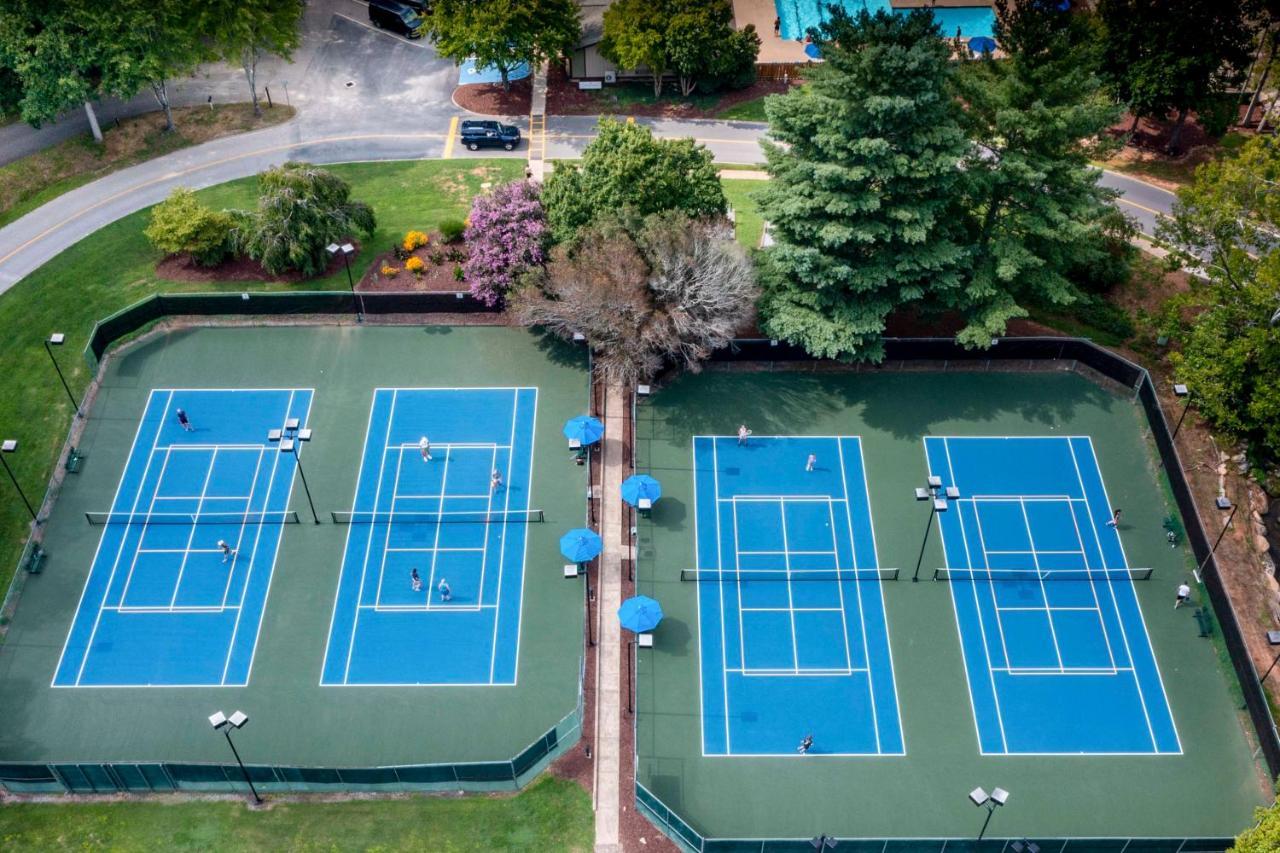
xmin=1114 ymin=197 xmax=1169 ymax=219
xmin=0 ymin=131 xmax=448 ymax=269
xmin=442 ymin=117 xmax=458 ymax=159
xmin=1100 ymin=168 xmax=1176 ymax=196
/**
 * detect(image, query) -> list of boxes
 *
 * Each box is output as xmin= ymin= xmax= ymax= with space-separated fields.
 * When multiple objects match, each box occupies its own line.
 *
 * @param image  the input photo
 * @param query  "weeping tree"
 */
xmin=513 ymin=212 xmax=757 ymax=383
xmin=238 ymin=162 xmax=376 ymax=277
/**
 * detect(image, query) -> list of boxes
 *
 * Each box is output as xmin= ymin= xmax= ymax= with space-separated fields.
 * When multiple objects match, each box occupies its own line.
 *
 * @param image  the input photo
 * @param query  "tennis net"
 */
xmin=680 ymin=567 xmax=899 ymax=582
xmin=86 ymin=511 xmax=300 ymax=525
xmin=933 ymin=566 xmax=1152 ymax=582
xmin=331 ymin=509 xmax=545 ymax=524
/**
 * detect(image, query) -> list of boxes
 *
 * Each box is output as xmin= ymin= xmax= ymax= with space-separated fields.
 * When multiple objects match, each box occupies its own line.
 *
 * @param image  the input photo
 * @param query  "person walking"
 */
xmin=419 ymin=436 xmax=432 ymax=462
xmin=797 ymin=733 xmax=814 ymax=754
xmin=438 ymin=577 xmax=452 ymax=602
xmin=491 ymin=468 xmax=503 ymax=493
xmin=411 ymin=567 xmax=423 ymax=593
xmin=1106 ymin=508 xmax=1122 ymax=528
xmin=217 ymin=539 xmax=236 ymax=563
xmin=737 ymin=424 xmax=751 ymax=446
xmin=1175 ymin=582 xmax=1191 ymax=609
xmin=805 ymin=453 xmax=816 ymax=472
xmin=176 ymin=408 xmax=194 ymax=432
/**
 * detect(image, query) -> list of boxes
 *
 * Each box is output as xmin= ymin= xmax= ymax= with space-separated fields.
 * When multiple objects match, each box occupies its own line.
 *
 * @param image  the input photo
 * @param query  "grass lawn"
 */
xmin=715 ymin=96 xmax=768 ymax=122
xmin=0 ymin=776 xmax=592 ymax=852
xmin=0 ymin=104 xmax=296 ymax=229
xmin=0 ymin=158 xmax=523 ymax=599
xmin=722 ymin=178 xmax=766 ymax=249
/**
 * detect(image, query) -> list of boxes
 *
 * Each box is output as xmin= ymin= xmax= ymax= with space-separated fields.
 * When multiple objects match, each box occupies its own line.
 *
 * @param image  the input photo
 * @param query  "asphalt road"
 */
xmin=0 ymin=1 xmax=1180 ymax=293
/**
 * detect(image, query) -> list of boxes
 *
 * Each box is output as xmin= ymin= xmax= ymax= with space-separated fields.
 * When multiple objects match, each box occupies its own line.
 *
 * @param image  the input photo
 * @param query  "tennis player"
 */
xmin=798 ymin=733 xmax=813 ymax=754
xmin=805 ymin=453 xmax=816 ymax=472
xmin=175 ymin=408 xmax=194 ymax=432
xmin=217 ymin=539 xmax=236 ymax=563
xmin=419 ymin=436 xmax=432 ymax=462
xmin=1175 ymin=582 xmax=1191 ymax=609
xmin=411 ymin=567 xmax=422 ymax=592
xmin=737 ymin=424 xmax=751 ymax=445
xmin=1107 ymin=508 xmax=1122 ymax=527
xmin=491 ymin=468 xmax=503 ymax=493
xmin=437 ymin=577 xmax=452 ymax=602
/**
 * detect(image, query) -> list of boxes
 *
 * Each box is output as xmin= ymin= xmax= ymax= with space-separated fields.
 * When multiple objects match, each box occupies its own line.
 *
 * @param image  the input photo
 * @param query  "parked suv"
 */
xmin=459 ymin=120 xmax=521 ymax=151
xmin=368 ymin=0 xmax=425 ymax=38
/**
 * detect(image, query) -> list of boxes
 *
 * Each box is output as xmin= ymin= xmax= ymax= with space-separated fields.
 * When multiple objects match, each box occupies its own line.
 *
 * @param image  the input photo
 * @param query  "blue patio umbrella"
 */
xmin=620 ymin=474 xmax=662 ymax=507
xmin=563 ymin=415 xmax=605 ymax=446
xmin=968 ymin=36 xmax=997 ymax=55
xmin=804 ymin=42 xmax=822 ymax=60
xmin=618 ymin=595 xmax=664 ymax=633
xmin=560 ymin=528 xmax=603 ymax=563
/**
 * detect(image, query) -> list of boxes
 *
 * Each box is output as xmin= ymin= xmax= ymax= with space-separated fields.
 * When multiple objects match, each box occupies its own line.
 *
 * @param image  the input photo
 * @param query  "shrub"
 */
xmin=381 ymin=264 xmax=399 ymax=277
xmin=405 ymin=256 xmax=425 ymax=276
xmin=453 ymin=264 xmax=465 ymax=282
xmin=144 ymin=188 xmax=235 ymax=267
xmin=239 ymin=162 xmax=376 ymax=277
xmin=438 ymin=218 xmax=466 ymax=243
xmin=1072 ymin=293 xmax=1135 ymax=340
xmin=403 ymin=230 xmax=429 ymax=252
xmin=463 ymin=180 xmax=550 ymax=306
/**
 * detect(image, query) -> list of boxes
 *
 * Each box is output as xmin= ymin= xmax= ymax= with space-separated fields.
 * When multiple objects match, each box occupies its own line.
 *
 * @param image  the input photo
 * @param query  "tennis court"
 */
xmin=924 ymin=435 xmax=1180 ymax=755
xmin=53 ymin=388 xmax=313 ymax=688
xmin=320 ymin=388 xmax=538 ymax=686
xmin=691 ymin=435 xmax=902 ymax=756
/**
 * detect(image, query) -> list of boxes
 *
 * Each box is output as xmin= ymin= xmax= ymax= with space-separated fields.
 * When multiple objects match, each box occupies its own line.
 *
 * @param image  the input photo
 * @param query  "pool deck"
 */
xmin=734 ymin=0 xmax=812 ymax=64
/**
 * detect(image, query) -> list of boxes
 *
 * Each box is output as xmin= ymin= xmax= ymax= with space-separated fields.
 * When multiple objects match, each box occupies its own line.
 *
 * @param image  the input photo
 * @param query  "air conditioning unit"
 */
xmin=604 ymin=71 xmax=617 ymax=84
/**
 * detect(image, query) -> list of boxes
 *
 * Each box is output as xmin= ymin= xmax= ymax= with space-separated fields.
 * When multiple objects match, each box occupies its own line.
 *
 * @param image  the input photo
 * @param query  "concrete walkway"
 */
xmin=593 ymin=383 xmax=628 ymax=853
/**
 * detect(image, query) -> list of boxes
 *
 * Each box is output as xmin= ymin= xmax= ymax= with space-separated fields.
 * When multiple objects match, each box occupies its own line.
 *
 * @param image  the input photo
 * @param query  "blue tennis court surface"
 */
xmin=53 ymin=388 xmax=313 ymax=687
xmin=692 ymin=436 xmax=902 ymax=756
xmin=924 ymin=436 xmax=1180 ymax=755
xmin=320 ymin=388 xmax=537 ymax=686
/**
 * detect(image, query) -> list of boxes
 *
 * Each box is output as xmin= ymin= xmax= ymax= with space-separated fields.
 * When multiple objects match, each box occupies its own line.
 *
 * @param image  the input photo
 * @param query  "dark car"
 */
xmin=368 ymin=0 xmax=425 ymax=38
xmin=460 ymin=119 xmax=521 ymax=151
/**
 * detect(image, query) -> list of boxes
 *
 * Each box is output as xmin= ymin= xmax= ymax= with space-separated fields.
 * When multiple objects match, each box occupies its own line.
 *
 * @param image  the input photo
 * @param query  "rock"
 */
xmin=1249 ymin=483 xmax=1270 ymax=514
xmin=1257 ymin=534 xmax=1272 ymax=554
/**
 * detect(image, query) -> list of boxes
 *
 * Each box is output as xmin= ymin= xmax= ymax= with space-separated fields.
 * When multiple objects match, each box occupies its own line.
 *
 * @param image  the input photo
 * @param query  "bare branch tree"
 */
xmin=513 ymin=214 xmax=757 ymax=384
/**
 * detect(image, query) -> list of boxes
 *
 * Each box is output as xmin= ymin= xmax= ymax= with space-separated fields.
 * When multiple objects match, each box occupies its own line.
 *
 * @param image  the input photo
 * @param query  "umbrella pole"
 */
xmin=585 ymin=564 xmax=595 ymax=647
xmin=627 ymin=639 xmax=634 ymax=715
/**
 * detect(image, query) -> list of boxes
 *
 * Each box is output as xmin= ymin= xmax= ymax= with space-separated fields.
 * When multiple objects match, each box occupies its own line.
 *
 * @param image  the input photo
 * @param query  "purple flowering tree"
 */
xmin=463 ymin=180 xmax=549 ymax=306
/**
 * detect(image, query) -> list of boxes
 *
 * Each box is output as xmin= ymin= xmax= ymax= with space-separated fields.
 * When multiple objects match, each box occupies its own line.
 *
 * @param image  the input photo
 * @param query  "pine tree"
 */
xmin=756 ymin=8 xmax=968 ymax=361
xmin=950 ymin=0 xmax=1123 ymax=347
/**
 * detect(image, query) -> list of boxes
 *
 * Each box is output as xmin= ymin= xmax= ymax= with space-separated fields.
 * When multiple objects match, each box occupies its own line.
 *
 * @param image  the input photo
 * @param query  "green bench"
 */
xmin=23 ymin=545 xmax=46 ymax=575
xmin=65 ymin=447 xmax=85 ymax=473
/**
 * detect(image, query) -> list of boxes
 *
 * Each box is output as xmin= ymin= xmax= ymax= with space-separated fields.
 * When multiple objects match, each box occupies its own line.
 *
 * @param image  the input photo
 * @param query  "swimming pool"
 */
xmin=775 ymin=0 xmax=996 ymax=42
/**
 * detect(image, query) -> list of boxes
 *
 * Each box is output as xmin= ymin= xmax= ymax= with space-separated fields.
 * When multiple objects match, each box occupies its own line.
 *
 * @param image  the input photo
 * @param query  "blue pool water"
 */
xmin=776 ymin=0 xmax=996 ymax=42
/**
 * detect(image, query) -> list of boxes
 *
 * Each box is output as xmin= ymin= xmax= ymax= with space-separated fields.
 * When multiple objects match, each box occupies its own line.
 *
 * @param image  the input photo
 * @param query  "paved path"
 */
xmin=593 ymin=383 xmax=628 ymax=853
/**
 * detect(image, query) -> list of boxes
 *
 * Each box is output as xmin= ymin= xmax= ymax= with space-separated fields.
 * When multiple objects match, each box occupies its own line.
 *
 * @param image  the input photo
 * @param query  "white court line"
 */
xmin=110 ymin=605 xmax=241 ymax=613
xmin=740 ymin=606 xmax=846 ymax=613
xmin=823 ymin=498 xmax=855 ymax=674
xmin=1068 ymin=439 xmax=1162 ymax=752
xmin=226 ymin=388 xmax=308 ymax=685
xmin=386 ymin=546 xmax=486 ymax=553
xmin=470 ymin=444 xmax=500 ymax=619
xmin=422 ymin=448 xmax=454 ymax=604
xmin=835 ymin=438 xmax=881 ymax=753
xmin=1063 ymin=497 xmax=1122 ymax=674
xmin=504 ymin=387 xmax=538 ymax=687
xmin=713 ymin=439 xmax=733 ymax=753
xmin=167 ymin=447 xmax=223 ymax=609
xmin=967 ymin=499 xmax=1020 ymax=676
xmin=221 ymin=448 xmax=268 ymax=609
xmin=940 ymin=437 xmax=1010 ymax=753
xmin=111 ymin=443 xmax=177 ymax=616
xmin=343 ymin=389 xmax=400 ymax=683
xmin=1016 ymin=496 xmax=1067 ymax=671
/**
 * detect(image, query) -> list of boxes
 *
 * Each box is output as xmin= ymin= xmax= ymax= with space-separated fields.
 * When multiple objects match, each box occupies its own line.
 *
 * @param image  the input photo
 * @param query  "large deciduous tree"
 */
xmin=94 ymin=0 xmax=208 ymax=132
xmin=0 ymin=1 xmax=107 ymax=139
xmin=202 ymin=0 xmax=301 ymax=116
xmin=513 ymin=213 xmax=757 ymax=383
xmin=542 ymin=118 xmax=725 ymax=243
xmin=428 ymin=0 xmax=581 ymax=92
xmin=602 ymin=0 xmax=755 ymax=97
xmin=755 ymin=8 xmax=969 ymax=361
xmin=1157 ymin=136 xmax=1280 ymax=459
xmin=950 ymin=0 xmax=1124 ymax=347
xmin=1097 ymin=0 xmax=1253 ymax=152
xmin=238 ymin=162 xmax=376 ymax=277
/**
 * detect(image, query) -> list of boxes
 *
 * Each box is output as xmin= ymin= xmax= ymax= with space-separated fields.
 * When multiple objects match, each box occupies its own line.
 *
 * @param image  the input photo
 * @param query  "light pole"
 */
xmin=269 ymin=425 xmax=319 ymax=524
xmin=969 ymin=786 xmax=1009 ymax=841
xmin=1197 ymin=496 xmax=1237 ymax=578
xmin=44 ymin=333 xmax=82 ymax=417
xmin=1 ymin=440 xmax=38 ymax=524
xmin=913 ymin=476 xmax=954 ymax=582
xmin=1260 ymin=632 xmax=1280 ymax=684
xmin=326 ymin=242 xmax=363 ymax=323
xmin=1170 ymin=383 xmax=1192 ymax=441
xmin=209 ymin=710 xmax=262 ymax=804
xmin=811 ymin=835 xmax=837 ymax=852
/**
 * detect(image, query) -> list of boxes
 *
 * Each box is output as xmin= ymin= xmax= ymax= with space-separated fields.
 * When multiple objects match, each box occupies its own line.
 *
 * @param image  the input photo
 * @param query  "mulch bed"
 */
xmin=545 ymin=63 xmax=790 ymax=120
xmin=453 ymin=77 xmax=533 ymax=117
xmin=357 ymin=234 xmax=469 ymax=293
xmin=155 ymin=242 xmax=358 ymax=284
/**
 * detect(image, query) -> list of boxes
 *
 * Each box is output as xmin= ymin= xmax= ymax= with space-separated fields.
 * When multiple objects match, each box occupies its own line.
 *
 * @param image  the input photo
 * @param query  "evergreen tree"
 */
xmin=756 ymin=8 xmax=968 ymax=361
xmin=950 ymin=0 xmax=1122 ymax=347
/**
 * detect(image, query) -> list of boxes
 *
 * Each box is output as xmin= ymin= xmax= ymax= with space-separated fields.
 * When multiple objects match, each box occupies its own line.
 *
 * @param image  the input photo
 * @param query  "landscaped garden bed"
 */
xmin=359 ymin=226 xmax=470 ymax=292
